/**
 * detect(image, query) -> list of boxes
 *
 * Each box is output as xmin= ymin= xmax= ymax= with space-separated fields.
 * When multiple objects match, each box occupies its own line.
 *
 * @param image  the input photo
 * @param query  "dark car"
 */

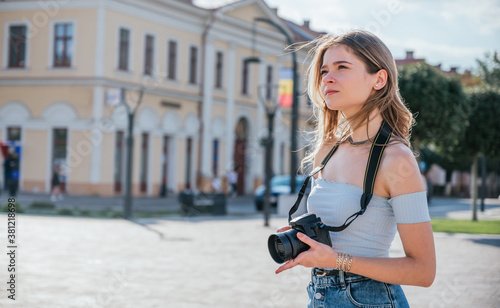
xmin=254 ymin=175 xmax=310 ymax=211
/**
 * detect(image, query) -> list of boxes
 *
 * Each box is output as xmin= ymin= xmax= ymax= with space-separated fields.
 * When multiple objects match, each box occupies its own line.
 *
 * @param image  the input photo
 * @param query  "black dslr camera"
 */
xmin=268 ymin=213 xmax=332 ymax=264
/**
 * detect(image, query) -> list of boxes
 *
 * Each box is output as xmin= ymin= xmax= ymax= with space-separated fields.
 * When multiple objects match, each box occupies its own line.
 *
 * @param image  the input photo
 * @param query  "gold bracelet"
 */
xmin=341 ymin=253 xmax=348 ymax=271
xmin=345 ymin=255 xmax=353 ymax=272
xmin=336 ymin=252 xmax=344 ymax=270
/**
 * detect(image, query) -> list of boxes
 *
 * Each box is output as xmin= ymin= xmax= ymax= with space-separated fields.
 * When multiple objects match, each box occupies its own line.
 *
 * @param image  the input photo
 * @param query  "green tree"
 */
xmin=462 ymin=87 xmax=500 ymax=220
xmin=398 ymin=63 xmax=469 ymax=156
xmin=476 ymin=51 xmax=500 ymax=87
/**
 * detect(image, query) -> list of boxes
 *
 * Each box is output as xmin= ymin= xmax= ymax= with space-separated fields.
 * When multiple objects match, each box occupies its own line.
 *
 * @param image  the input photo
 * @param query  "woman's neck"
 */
xmin=349 ymin=112 xmax=383 ymax=143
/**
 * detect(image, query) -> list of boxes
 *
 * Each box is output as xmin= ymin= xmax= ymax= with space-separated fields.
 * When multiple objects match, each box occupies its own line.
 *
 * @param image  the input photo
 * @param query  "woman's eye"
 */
xmin=320 ymin=70 xmax=328 ymax=75
xmin=338 ymin=65 xmax=347 ymax=69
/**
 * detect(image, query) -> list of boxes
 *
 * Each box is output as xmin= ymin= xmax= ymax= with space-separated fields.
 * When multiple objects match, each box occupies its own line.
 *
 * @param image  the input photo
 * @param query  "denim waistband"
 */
xmin=311 ymin=270 xmax=369 ymax=287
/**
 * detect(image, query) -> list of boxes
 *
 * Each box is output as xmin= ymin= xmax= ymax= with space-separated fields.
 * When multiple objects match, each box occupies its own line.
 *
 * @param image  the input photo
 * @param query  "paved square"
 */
xmin=0 ymin=214 xmax=499 ymax=307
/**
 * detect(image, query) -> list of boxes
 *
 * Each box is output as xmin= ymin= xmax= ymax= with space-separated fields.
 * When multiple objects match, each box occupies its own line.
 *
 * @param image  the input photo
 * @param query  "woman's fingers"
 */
xmin=276 ymin=226 xmax=292 ymax=233
xmin=275 ymin=259 xmax=299 ymax=274
xmin=296 ymin=232 xmax=318 ymax=248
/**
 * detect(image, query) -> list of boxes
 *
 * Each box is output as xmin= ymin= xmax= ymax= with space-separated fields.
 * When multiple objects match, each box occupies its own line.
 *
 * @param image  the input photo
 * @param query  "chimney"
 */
xmin=406 ymin=51 xmax=414 ymax=59
xmin=449 ymin=67 xmax=458 ymax=74
xmin=272 ymin=8 xmax=278 ymax=15
xmin=303 ymin=20 xmax=310 ymax=29
xmin=464 ymin=70 xmax=471 ymax=78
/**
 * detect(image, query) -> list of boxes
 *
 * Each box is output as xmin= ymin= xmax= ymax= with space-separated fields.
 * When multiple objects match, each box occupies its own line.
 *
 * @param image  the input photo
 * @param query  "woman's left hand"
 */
xmin=275 ymin=232 xmax=336 ymax=274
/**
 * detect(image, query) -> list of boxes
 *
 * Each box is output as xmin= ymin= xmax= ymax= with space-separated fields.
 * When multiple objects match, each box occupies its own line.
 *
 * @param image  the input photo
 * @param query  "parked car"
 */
xmin=254 ymin=175 xmax=310 ymax=211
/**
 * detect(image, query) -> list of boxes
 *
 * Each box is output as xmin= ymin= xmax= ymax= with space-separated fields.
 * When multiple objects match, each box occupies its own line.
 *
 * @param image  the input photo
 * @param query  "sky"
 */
xmin=194 ymin=0 xmax=500 ymax=73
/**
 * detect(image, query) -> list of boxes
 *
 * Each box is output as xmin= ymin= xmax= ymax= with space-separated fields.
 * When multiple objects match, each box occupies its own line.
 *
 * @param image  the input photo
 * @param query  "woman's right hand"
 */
xmin=276 ymin=226 xmax=292 ymax=233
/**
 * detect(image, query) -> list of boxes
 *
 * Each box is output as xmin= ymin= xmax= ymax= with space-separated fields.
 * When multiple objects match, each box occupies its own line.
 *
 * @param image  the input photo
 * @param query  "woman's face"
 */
xmin=320 ymin=45 xmax=378 ymax=117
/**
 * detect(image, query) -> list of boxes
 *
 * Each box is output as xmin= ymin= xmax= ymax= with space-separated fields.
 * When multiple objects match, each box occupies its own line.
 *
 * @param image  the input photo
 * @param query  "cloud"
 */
xmin=193 ymin=0 xmax=498 ymax=71
xmin=442 ymin=0 xmax=500 ymax=36
xmin=385 ymin=37 xmax=491 ymax=70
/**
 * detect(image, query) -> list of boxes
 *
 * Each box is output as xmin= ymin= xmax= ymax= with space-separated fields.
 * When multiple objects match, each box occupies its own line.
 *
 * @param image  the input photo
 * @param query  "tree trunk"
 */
xmin=470 ymin=153 xmax=479 ymax=221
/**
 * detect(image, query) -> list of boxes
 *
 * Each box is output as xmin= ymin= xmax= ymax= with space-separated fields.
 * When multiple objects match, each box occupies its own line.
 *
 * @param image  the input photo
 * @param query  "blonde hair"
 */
xmin=301 ymin=30 xmax=414 ymax=170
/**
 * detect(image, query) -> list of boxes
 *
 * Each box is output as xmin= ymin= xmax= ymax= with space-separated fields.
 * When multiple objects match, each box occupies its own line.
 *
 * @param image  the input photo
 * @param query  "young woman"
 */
xmin=275 ymin=31 xmax=436 ymax=307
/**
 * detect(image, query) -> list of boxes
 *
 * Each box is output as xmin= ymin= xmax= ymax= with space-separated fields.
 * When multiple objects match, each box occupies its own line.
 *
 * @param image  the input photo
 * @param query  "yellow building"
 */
xmin=0 ymin=0 xmax=320 ymax=197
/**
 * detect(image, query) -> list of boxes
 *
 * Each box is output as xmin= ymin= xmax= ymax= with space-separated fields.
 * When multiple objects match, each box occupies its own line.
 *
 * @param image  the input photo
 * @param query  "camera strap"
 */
xmin=288 ymin=121 xmax=392 ymax=232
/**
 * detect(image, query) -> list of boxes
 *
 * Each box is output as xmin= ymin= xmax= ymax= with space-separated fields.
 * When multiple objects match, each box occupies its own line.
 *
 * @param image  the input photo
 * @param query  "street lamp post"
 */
xmin=260 ymin=84 xmax=280 ymax=227
xmin=121 ymin=87 xmax=145 ymax=220
xmin=254 ymin=17 xmax=299 ymax=194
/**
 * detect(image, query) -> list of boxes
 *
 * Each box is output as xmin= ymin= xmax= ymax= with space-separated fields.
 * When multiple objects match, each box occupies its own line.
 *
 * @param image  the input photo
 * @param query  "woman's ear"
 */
xmin=374 ymin=69 xmax=388 ymax=90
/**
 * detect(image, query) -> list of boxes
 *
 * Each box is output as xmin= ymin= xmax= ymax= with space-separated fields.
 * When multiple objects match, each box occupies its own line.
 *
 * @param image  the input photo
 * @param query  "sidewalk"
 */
xmin=6 ymin=191 xmax=258 ymax=216
xmin=7 ymin=191 xmax=500 ymax=219
xmin=0 ymin=213 xmax=498 ymax=307
xmin=0 ymin=194 xmax=500 ymax=308
xmin=0 ymin=194 xmax=498 ymax=307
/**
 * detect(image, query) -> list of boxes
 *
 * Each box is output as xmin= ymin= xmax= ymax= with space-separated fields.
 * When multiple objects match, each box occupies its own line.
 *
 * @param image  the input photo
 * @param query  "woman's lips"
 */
xmin=325 ymin=90 xmax=338 ymax=96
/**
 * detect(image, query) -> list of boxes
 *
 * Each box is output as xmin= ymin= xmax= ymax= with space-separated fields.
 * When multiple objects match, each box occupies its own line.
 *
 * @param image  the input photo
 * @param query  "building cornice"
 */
xmin=0 ymin=77 xmax=202 ymax=102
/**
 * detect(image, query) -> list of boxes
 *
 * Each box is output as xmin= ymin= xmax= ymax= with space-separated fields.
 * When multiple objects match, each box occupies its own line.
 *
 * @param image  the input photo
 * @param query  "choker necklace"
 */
xmin=348 ymin=136 xmax=370 ymax=146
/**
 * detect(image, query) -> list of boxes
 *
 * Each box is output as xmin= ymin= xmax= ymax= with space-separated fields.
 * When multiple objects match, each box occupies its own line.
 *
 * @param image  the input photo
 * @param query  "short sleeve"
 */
xmin=388 ymin=191 xmax=430 ymax=224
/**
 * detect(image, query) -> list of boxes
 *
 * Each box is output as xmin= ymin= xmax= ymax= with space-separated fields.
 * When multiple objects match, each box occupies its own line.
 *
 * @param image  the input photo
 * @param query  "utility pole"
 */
xmin=260 ymin=84 xmax=280 ymax=227
xmin=122 ymin=87 xmax=145 ymax=220
xmin=254 ymin=17 xmax=299 ymax=193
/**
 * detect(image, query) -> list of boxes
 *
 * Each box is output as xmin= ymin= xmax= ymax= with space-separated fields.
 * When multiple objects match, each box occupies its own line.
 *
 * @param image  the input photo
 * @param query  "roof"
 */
xmin=281 ymin=18 xmax=326 ymax=42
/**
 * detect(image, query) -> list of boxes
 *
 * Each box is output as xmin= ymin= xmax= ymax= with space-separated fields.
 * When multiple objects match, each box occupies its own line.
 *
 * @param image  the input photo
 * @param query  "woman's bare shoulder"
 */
xmin=380 ymin=142 xmax=425 ymax=197
xmin=383 ymin=142 xmax=416 ymax=162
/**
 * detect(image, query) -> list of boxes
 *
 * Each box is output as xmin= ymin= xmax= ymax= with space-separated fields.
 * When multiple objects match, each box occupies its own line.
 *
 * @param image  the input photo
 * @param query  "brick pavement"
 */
xmin=0 ymin=211 xmax=499 ymax=307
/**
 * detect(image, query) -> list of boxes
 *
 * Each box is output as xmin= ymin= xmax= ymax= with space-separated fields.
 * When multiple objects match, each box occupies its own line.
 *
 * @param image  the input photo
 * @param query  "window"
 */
xmin=266 ymin=65 xmax=273 ymax=100
xmin=53 ymin=23 xmax=73 ymax=67
xmin=242 ymin=59 xmax=249 ymax=95
xmin=53 ymin=128 xmax=68 ymax=162
xmin=8 ymin=25 xmax=27 ymax=68
xmin=144 ymin=35 xmax=154 ymax=75
xmin=215 ymin=51 xmax=223 ymax=89
xmin=167 ymin=40 xmax=177 ymax=80
xmin=118 ymin=28 xmax=130 ymax=71
xmin=188 ymin=46 xmax=198 ymax=84
xmin=7 ymin=127 xmax=21 ymax=141
xmin=52 ymin=128 xmax=68 ymax=192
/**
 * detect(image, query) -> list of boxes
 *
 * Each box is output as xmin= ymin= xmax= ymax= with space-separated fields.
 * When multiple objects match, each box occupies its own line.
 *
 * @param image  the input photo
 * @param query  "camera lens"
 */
xmin=268 ymin=229 xmax=309 ymax=264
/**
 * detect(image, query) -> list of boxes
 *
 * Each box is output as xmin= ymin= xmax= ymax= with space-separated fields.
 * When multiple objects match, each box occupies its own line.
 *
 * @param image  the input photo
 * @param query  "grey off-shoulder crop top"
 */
xmin=307 ymin=177 xmax=430 ymax=258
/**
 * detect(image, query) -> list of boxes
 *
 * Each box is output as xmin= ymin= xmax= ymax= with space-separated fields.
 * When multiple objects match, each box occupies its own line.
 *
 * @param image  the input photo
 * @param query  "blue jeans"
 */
xmin=307 ymin=271 xmax=409 ymax=308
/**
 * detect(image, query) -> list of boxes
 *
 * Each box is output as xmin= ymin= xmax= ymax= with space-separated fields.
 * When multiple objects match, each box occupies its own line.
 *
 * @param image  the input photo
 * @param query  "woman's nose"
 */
xmin=322 ymin=72 xmax=335 ymax=84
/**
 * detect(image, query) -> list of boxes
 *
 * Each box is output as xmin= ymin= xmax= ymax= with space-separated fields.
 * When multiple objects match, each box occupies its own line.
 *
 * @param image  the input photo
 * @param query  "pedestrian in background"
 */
xmin=50 ymin=165 xmax=63 ymax=202
xmin=4 ymin=147 xmax=19 ymax=197
xmin=212 ymin=176 xmax=221 ymax=193
xmin=275 ymin=30 xmax=436 ymax=307
xmin=227 ymin=169 xmax=238 ymax=197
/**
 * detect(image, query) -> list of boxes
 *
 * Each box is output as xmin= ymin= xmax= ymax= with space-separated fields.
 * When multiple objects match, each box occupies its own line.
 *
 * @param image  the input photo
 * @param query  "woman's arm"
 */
xmin=276 ymin=223 xmax=435 ymax=287
xmin=348 ymin=221 xmax=435 ymax=287
xmin=276 ymin=144 xmax=436 ymax=287
xmin=349 ymin=144 xmax=436 ymax=286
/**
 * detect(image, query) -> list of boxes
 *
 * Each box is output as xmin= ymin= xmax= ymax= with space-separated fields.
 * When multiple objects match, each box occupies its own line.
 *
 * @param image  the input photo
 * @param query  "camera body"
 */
xmin=268 ymin=213 xmax=332 ymax=264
